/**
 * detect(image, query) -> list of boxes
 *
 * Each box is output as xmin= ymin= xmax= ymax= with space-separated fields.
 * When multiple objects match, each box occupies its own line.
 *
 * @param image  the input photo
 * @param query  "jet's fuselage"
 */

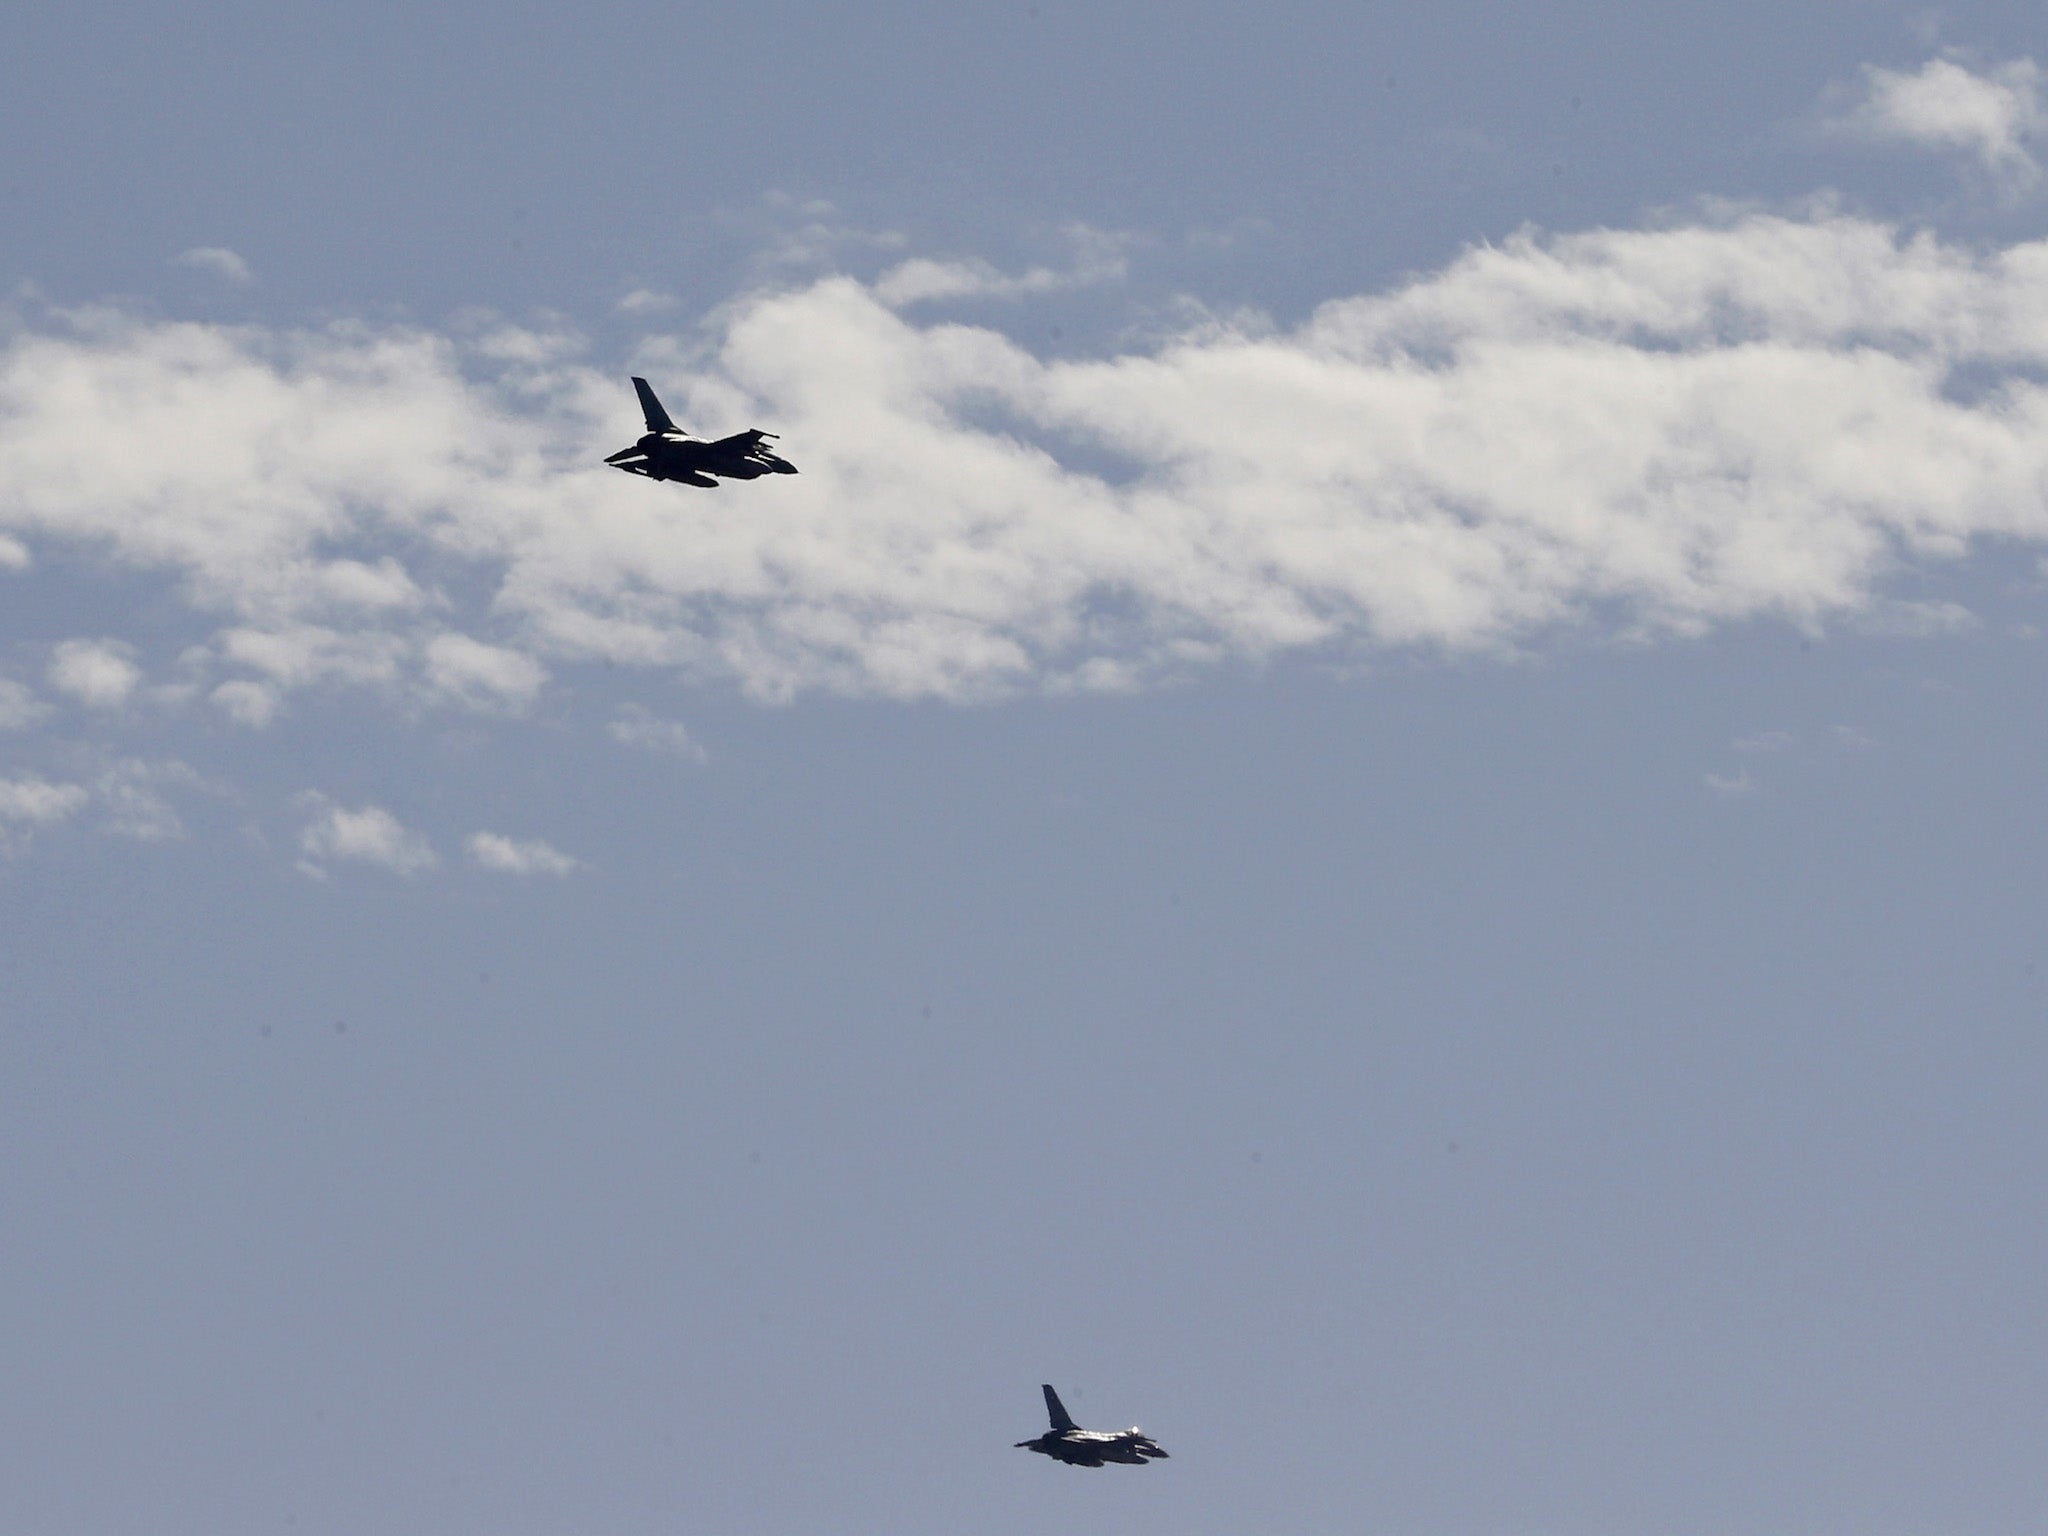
xmin=604 ymin=376 xmax=797 ymax=485
xmin=1016 ymin=1428 xmax=1168 ymax=1468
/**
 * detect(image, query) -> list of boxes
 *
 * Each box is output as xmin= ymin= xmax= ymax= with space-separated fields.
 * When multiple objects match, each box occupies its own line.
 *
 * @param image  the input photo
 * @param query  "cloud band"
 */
xmin=6 ymin=208 xmax=2048 ymax=709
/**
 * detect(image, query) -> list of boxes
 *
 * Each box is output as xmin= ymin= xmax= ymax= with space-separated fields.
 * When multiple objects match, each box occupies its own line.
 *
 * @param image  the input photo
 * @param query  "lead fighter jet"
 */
xmin=1015 ymin=1384 xmax=1169 ymax=1467
xmin=604 ymin=376 xmax=797 ymax=486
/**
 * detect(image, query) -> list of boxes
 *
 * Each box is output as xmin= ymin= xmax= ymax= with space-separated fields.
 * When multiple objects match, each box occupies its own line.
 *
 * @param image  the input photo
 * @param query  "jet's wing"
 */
xmin=1042 ymin=1384 xmax=1077 ymax=1433
xmin=604 ymin=443 xmax=659 ymax=477
xmin=631 ymin=376 xmax=679 ymax=435
xmin=706 ymin=428 xmax=771 ymax=454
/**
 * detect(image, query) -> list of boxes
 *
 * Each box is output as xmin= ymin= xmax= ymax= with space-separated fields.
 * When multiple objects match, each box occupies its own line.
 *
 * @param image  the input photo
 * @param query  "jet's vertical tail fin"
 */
xmin=1042 ymin=1384 xmax=1077 ymax=1432
xmin=631 ymin=376 xmax=678 ymax=435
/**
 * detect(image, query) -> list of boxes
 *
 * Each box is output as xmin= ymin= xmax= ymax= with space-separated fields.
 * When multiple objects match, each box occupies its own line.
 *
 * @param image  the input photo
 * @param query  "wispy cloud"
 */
xmin=212 ymin=626 xmax=407 ymax=702
xmin=422 ymin=634 xmax=548 ymax=713
xmin=1826 ymin=54 xmax=2046 ymax=189
xmin=92 ymin=757 xmax=202 ymax=842
xmin=10 ymin=203 xmax=2048 ymax=713
xmin=1704 ymin=767 xmax=1757 ymax=799
xmin=726 ymin=193 xmax=909 ymax=279
xmin=465 ymin=831 xmax=580 ymax=875
xmin=47 ymin=639 xmax=142 ymax=709
xmin=616 ymin=289 xmax=678 ymax=316
xmin=296 ymin=795 xmax=437 ymax=878
xmin=173 ymin=246 xmax=254 ymax=285
xmin=0 ymin=678 xmax=49 ymax=730
xmin=210 ymin=678 xmax=282 ymax=727
xmin=0 ymin=754 xmax=210 ymax=854
xmin=0 ymin=774 xmax=88 ymax=827
xmin=872 ymin=226 xmax=1131 ymax=308
xmin=607 ymin=704 xmax=707 ymax=760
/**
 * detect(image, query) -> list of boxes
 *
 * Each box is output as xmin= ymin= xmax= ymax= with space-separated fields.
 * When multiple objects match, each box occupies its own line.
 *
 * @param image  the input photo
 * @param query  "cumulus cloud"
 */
xmin=422 ymin=633 xmax=547 ymax=712
xmin=48 ymin=639 xmax=142 ymax=708
xmin=173 ymin=246 xmax=255 ymax=284
xmin=215 ymin=624 xmax=406 ymax=694
xmin=9 ymin=205 xmax=2048 ymax=712
xmin=92 ymin=757 xmax=201 ymax=842
xmin=0 ymin=775 xmax=88 ymax=825
xmin=465 ymin=831 xmax=580 ymax=875
xmin=1704 ymin=767 xmax=1757 ymax=798
xmin=872 ymin=226 xmax=1131 ymax=308
xmin=210 ymin=678 xmax=282 ymax=727
xmin=296 ymin=795 xmax=437 ymax=877
xmin=0 ymin=756 xmax=205 ymax=852
xmin=0 ymin=774 xmax=88 ymax=851
xmin=0 ymin=678 xmax=48 ymax=729
xmin=730 ymin=193 xmax=910 ymax=278
xmin=607 ymin=703 xmax=707 ymax=760
xmin=1829 ymin=55 xmax=2046 ymax=187
xmin=310 ymin=556 xmax=428 ymax=612
xmin=616 ymin=289 xmax=678 ymax=315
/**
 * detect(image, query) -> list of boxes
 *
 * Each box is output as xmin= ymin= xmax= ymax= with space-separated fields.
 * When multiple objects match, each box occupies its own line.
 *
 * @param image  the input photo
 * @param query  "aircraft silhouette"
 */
xmin=603 ymin=376 xmax=797 ymax=486
xmin=1015 ymin=1384 xmax=1169 ymax=1467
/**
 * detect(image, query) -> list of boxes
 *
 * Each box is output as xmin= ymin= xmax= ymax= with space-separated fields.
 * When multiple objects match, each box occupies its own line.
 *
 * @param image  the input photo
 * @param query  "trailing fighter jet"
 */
xmin=603 ymin=376 xmax=797 ymax=486
xmin=1015 ymin=1384 xmax=1169 ymax=1467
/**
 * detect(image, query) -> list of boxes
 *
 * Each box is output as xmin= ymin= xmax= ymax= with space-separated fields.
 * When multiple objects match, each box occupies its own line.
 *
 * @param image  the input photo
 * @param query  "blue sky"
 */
xmin=5 ymin=4 xmax=2048 ymax=1533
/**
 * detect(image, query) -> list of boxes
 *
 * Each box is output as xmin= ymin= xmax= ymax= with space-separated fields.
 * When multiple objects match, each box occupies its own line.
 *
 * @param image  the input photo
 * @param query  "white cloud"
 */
xmin=0 ymin=775 xmax=88 ymax=825
xmin=210 ymin=678 xmax=282 ymax=727
xmin=173 ymin=246 xmax=254 ymax=284
xmin=0 ymin=756 xmax=203 ymax=850
xmin=1705 ymin=767 xmax=1757 ymax=798
xmin=616 ymin=289 xmax=678 ymax=315
xmin=873 ymin=257 xmax=1069 ymax=308
xmin=92 ymin=757 xmax=200 ymax=842
xmin=12 ymin=205 xmax=2048 ymax=710
xmin=729 ymin=193 xmax=910 ymax=278
xmin=465 ymin=831 xmax=580 ymax=875
xmin=310 ymin=557 xmax=428 ymax=612
xmin=216 ymin=624 xmax=406 ymax=692
xmin=0 ymin=773 xmax=88 ymax=853
xmin=48 ymin=639 xmax=142 ymax=708
xmin=422 ymin=633 xmax=548 ymax=712
xmin=463 ymin=321 xmax=582 ymax=367
xmin=1829 ymin=55 xmax=2046 ymax=187
xmin=607 ymin=703 xmax=708 ymax=760
xmin=296 ymin=795 xmax=437 ymax=877
xmin=0 ymin=678 xmax=48 ymax=729
xmin=872 ymin=226 xmax=1130 ymax=308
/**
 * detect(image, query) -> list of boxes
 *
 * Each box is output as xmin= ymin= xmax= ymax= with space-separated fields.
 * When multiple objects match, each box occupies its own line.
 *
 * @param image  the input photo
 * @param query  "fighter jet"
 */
xmin=1015 ymin=1384 xmax=1169 ymax=1467
xmin=603 ymin=376 xmax=797 ymax=487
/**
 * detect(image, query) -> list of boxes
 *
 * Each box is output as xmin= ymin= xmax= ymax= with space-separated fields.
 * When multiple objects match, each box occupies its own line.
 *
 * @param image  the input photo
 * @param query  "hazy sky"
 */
xmin=5 ymin=4 xmax=2048 ymax=1534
